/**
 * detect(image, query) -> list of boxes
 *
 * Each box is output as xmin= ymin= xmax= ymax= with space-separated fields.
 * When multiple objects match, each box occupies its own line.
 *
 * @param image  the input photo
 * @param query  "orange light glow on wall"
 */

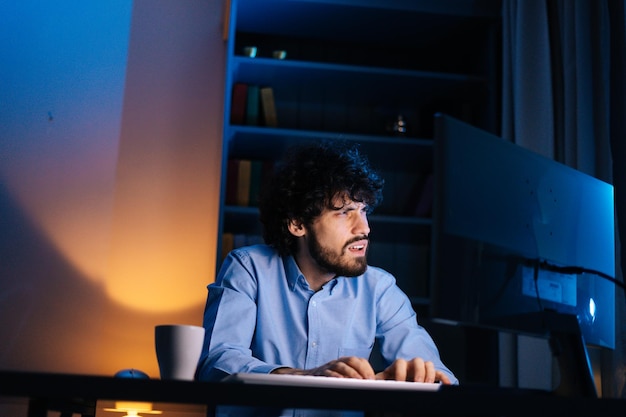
xmin=0 ymin=0 xmax=225 ymax=377
xmin=105 ymin=173 xmax=218 ymax=312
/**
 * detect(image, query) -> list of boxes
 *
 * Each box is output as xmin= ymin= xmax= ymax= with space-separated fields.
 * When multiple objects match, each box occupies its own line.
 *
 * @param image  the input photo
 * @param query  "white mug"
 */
xmin=155 ymin=324 xmax=205 ymax=380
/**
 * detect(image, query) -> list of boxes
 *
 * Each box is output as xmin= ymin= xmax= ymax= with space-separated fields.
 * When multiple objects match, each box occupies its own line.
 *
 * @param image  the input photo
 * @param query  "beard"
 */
xmin=307 ymin=229 xmax=368 ymax=277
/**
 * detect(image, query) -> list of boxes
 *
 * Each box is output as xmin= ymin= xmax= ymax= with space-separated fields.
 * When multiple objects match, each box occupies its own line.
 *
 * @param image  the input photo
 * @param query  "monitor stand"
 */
xmin=424 ymin=312 xmax=597 ymax=397
xmin=499 ymin=311 xmax=597 ymax=398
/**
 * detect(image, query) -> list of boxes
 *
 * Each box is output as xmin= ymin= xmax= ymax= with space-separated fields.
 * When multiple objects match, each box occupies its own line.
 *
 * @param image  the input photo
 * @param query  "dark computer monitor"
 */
xmin=430 ymin=114 xmax=616 ymax=350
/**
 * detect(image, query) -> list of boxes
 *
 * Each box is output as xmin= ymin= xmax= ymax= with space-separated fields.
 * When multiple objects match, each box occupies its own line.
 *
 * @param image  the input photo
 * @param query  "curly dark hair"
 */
xmin=258 ymin=141 xmax=384 ymax=256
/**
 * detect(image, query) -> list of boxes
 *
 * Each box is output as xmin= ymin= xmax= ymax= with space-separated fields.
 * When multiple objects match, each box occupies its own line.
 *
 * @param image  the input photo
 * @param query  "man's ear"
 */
xmin=287 ymin=219 xmax=306 ymax=237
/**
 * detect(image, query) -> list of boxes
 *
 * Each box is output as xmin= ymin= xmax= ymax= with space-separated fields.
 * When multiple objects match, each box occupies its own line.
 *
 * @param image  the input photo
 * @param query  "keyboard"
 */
xmin=223 ymin=372 xmax=442 ymax=391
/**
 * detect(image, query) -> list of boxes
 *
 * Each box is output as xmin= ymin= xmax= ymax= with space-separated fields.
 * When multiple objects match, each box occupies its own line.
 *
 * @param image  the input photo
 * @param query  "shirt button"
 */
xmin=311 ymin=342 xmax=318 ymax=348
xmin=311 ymin=301 xmax=317 ymax=307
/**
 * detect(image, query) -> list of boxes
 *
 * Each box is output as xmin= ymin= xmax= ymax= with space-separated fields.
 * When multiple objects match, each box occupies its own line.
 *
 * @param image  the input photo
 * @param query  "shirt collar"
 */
xmin=283 ymin=255 xmax=339 ymax=294
xmin=283 ymin=255 xmax=304 ymax=291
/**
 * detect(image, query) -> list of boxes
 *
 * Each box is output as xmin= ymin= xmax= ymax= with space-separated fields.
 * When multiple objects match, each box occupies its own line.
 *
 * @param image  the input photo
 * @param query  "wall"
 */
xmin=0 ymin=0 xmax=225 ymax=377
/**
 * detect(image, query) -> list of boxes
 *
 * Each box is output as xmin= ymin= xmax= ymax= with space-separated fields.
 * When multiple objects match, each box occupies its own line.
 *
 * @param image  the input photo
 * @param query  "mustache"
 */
xmin=345 ymin=235 xmax=369 ymax=246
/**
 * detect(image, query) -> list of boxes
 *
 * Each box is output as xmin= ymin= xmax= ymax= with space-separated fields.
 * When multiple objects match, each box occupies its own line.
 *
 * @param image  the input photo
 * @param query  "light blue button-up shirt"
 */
xmin=197 ymin=244 xmax=457 ymax=385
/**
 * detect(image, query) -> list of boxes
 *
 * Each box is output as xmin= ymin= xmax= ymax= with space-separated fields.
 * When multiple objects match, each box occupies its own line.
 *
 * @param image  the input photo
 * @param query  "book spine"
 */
xmin=225 ymin=159 xmax=239 ymax=205
xmin=230 ymin=83 xmax=248 ymax=125
xmin=248 ymin=160 xmax=263 ymax=207
xmin=222 ymin=232 xmax=234 ymax=260
xmin=245 ymin=85 xmax=260 ymax=126
xmin=236 ymin=159 xmax=252 ymax=206
xmin=260 ymin=86 xmax=278 ymax=127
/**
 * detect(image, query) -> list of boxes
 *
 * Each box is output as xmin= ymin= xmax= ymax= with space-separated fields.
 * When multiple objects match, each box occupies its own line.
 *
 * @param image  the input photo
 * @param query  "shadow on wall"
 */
xmin=0 ymin=182 xmax=204 ymax=377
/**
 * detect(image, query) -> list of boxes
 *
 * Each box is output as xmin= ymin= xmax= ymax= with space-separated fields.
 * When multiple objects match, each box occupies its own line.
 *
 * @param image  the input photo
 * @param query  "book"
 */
xmin=222 ymin=232 xmax=234 ymax=260
xmin=260 ymin=86 xmax=278 ymax=127
xmin=226 ymin=159 xmax=256 ymax=206
xmin=245 ymin=85 xmax=260 ymax=126
xmin=225 ymin=159 xmax=240 ymax=205
xmin=248 ymin=160 xmax=263 ymax=207
xmin=230 ymin=83 xmax=248 ymax=125
xmin=250 ymin=159 xmax=276 ymax=206
xmin=236 ymin=159 xmax=252 ymax=206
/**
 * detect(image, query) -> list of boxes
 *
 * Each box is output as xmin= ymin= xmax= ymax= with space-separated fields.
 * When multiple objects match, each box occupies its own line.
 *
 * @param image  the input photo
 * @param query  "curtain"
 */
xmin=608 ymin=0 xmax=626 ymax=398
xmin=501 ymin=0 xmax=626 ymax=398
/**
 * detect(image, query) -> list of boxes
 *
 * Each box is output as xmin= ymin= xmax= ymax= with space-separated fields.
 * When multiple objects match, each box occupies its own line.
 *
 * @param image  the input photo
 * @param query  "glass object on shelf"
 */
xmin=272 ymin=50 xmax=287 ymax=60
xmin=242 ymin=46 xmax=257 ymax=57
xmin=393 ymin=115 xmax=407 ymax=136
xmin=387 ymin=114 xmax=407 ymax=136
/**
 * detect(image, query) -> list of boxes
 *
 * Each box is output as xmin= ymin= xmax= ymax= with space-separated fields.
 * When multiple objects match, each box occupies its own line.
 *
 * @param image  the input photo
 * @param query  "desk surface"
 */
xmin=0 ymin=370 xmax=624 ymax=417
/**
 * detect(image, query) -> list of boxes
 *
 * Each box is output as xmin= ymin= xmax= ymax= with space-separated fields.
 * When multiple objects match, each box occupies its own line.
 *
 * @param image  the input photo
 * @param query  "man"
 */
xmin=197 ymin=142 xmax=457 ymax=385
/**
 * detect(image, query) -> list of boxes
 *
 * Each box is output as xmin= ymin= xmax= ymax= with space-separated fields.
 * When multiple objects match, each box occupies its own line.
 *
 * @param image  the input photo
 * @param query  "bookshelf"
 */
xmin=218 ymin=0 xmax=502 ymax=316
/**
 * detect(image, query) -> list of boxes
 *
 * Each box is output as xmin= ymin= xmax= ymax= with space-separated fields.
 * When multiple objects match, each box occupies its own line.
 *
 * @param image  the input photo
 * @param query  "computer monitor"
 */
xmin=430 ymin=114 xmax=616 ymax=350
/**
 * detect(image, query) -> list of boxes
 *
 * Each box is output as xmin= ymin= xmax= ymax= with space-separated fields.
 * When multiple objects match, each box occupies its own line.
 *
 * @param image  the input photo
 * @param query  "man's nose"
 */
xmin=354 ymin=212 xmax=370 ymax=235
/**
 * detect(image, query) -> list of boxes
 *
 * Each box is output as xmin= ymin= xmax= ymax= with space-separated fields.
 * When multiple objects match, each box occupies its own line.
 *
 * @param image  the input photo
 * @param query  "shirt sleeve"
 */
xmin=196 ymin=250 xmax=278 ymax=381
xmin=374 ymin=274 xmax=459 ymax=385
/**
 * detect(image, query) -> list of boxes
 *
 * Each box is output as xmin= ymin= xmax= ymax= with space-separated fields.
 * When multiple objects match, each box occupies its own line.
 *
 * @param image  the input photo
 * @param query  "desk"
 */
xmin=0 ymin=371 xmax=624 ymax=417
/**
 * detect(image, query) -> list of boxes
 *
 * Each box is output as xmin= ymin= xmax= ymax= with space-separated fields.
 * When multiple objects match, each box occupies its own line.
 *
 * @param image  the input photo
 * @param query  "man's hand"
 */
xmin=375 ymin=358 xmax=452 ymax=384
xmin=272 ymin=356 xmax=376 ymax=379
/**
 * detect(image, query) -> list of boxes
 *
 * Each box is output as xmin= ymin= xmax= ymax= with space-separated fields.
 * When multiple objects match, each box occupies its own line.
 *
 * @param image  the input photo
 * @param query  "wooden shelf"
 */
xmin=218 ymin=0 xmax=502 ymax=308
xmin=226 ymin=126 xmax=434 ymax=171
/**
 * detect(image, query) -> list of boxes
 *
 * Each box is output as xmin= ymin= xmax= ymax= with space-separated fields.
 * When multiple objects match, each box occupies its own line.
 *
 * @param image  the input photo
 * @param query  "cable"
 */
xmin=536 ymin=260 xmax=626 ymax=292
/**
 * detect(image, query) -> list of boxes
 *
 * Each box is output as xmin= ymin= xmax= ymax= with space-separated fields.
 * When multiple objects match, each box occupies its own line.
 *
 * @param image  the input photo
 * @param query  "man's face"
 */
xmin=305 ymin=197 xmax=370 ymax=277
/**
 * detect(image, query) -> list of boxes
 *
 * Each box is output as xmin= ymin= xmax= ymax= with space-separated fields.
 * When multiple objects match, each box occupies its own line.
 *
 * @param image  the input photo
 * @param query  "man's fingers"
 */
xmin=423 ymin=360 xmax=436 ymax=383
xmin=377 ymin=358 xmax=449 ymax=383
xmin=340 ymin=356 xmax=375 ymax=379
xmin=393 ymin=358 xmax=408 ymax=381
xmin=321 ymin=356 xmax=452 ymax=384
xmin=435 ymin=371 xmax=452 ymax=385
xmin=407 ymin=358 xmax=426 ymax=382
xmin=319 ymin=356 xmax=375 ymax=379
